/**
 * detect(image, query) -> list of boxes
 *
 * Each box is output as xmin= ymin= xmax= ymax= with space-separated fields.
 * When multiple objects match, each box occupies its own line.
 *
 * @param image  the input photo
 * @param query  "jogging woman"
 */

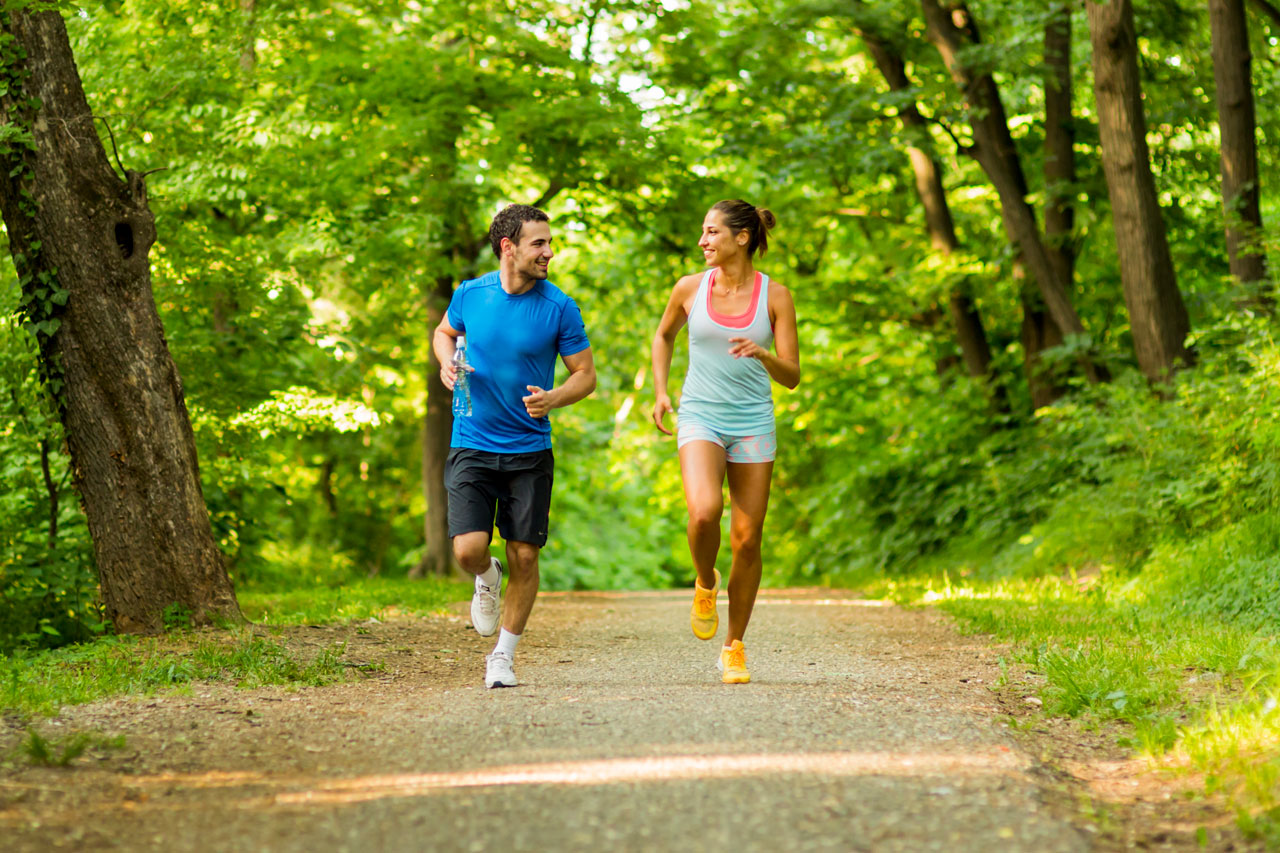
xmin=650 ymin=199 xmax=800 ymax=684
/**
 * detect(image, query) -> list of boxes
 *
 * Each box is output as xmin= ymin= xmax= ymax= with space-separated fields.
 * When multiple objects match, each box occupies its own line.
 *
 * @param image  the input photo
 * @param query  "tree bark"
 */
xmin=1023 ymin=1 xmax=1075 ymax=406
xmin=860 ymin=27 xmax=1003 ymax=407
xmin=1020 ymin=287 xmax=1066 ymax=409
xmin=1086 ymin=0 xmax=1192 ymax=379
xmin=1044 ymin=2 xmax=1076 ymax=293
xmin=412 ymin=270 xmax=458 ymax=579
xmin=239 ymin=0 xmax=256 ymax=75
xmin=39 ymin=437 xmax=57 ymax=550
xmin=0 ymin=10 xmax=242 ymax=632
xmin=921 ymin=0 xmax=1103 ymax=383
xmin=1209 ymin=0 xmax=1269 ymax=301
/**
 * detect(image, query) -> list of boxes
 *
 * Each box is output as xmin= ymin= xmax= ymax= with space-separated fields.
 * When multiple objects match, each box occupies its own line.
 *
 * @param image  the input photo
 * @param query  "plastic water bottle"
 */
xmin=452 ymin=337 xmax=472 ymax=417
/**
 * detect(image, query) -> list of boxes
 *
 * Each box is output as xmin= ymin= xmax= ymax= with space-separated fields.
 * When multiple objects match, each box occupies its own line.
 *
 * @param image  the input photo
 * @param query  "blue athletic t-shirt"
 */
xmin=447 ymin=271 xmax=590 ymax=453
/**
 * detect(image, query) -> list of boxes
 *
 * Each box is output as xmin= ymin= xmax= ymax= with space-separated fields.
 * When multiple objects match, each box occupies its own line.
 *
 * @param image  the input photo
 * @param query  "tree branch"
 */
xmin=930 ymin=116 xmax=972 ymax=157
xmin=1249 ymin=0 xmax=1280 ymax=29
xmin=531 ymin=178 xmax=565 ymax=211
xmin=93 ymin=115 xmax=127 ymax=180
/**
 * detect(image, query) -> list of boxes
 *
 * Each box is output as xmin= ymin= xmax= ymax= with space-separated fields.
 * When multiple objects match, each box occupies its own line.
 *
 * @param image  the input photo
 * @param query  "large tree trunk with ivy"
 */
xmin=1209 ymin=0 xmax=1269 ymax=302
xmin=1086 ymin=0 xmax=1191 ymax=379
xmin=922 ymin=0 xmax=1104 ymax=385
xmin=0 ymin=10 xmax=241 ymax=632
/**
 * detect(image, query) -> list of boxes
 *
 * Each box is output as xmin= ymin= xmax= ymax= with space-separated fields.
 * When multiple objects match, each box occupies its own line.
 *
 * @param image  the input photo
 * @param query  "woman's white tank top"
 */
xmin=678 ymin=269 xmax=775 ymax=435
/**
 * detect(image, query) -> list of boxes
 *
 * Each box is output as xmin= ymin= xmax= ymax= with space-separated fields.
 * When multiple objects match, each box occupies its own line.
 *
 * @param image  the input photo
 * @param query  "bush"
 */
xmin=0 ymin=319 xmax=102 ymax=652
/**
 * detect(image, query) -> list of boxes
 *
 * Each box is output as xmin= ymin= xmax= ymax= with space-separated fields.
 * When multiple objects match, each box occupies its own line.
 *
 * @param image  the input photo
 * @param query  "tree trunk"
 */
xmin=1024 ymin=1 xmax=1074 ymax=406
xmin=239 ymin=0 xmax=256 ymax=75
xmin=1086 ymin=0 xmax=1192 ymax=379
xmin=0 ymin=10 xmax=242 ymax=632
xmin=1044 ymin=2 xmax=1076 ymax=293
xmin=860 ymin=26 xmax=1003 ymax=407
xmin=39 ymin=437 xmax=57 ymax=550
xmin=921 ymin=0 xmax=1103 ymax=383
xmin=1020 ymin=285 xmax=1066 ymax=409
xmin=411 ymin=272 xmax=458 ymax=579
xmin=1209 ymin=0 xmax=1269 ymax=301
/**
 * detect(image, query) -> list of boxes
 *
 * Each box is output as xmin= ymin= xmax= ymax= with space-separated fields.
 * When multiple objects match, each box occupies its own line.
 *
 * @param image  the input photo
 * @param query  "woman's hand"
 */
xmin=651 ymin=394 xmax=675 ymax=435
xmin=728 ymin=337 xmax=767 ymax=360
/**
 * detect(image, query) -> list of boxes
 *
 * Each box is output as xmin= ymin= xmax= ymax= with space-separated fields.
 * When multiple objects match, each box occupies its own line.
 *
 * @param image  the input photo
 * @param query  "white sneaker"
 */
xmin=470 ymin=557 xmax=502 ymax=637
xmin=485 ymin=651 xmax=517 ymax=688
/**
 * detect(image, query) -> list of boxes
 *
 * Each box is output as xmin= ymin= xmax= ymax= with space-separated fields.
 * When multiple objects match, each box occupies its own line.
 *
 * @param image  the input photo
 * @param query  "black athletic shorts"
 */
xmin=444 ymin=447 xmax=555 ymax=547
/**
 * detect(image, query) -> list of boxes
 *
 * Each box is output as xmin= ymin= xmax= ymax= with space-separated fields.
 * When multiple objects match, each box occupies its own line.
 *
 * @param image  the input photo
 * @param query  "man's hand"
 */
xmin=651 ymin=393 xmax=675 ymax=435
xmin=523 ymin=385 xmax=554 ymax=419
xmin=439 ymin=362 xmax=474 ymax=391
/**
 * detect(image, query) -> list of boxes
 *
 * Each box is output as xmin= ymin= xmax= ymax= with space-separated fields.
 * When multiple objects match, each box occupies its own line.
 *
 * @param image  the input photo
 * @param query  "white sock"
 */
xmin=477 ymin=561 xmax=500 ymax=588
xmin=493 ymin=628 xmax=520 ymax=658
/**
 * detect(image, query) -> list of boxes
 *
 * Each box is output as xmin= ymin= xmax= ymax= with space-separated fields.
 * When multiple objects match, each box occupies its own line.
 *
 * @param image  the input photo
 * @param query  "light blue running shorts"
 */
xmin=676 ymin=420 xmax=777 ymax=463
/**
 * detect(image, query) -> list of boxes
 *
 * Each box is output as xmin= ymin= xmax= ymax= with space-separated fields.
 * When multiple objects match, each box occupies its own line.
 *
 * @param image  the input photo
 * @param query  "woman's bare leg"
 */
xmin=678 ymin=440 xmax=727 ymax=589
xmin=724 ymin=460 xmax=772 ymax=644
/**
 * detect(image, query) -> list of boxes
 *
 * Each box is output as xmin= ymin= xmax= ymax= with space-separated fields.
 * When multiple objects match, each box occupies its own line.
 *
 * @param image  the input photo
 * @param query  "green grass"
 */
xmin=0 ymin=629 xmax=349 ymax=717
xmin=864 ymin=571 xmax=1280 ymax=843
xmin=19 ymin=728 xmax=126 ymax=767
xmin=0 ymin=576 xmax=468 ymax=718
xmin=237 ymin=575 xmax=469 ymax=625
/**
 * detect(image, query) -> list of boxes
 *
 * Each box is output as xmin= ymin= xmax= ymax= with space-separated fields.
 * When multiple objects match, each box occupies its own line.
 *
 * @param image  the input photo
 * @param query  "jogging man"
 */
xmin=434 ymin=204 xmax=596 ymax=688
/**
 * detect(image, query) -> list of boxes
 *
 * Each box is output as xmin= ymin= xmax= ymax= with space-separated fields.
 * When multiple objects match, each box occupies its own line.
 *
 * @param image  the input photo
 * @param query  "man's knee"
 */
xmin=506 ymin=541 xmax=540 ymax=574
xmin=453 ymin=532 xmax=490 ymax=566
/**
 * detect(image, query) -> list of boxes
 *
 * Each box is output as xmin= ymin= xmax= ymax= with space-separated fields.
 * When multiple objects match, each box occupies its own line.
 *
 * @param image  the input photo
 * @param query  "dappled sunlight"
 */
xmin=267 ymin=750 xmax=1027 ymax=806
xmin=541 ymin=590 xmax=889 ymax=606
xmin=753 ymin=599 xmax=893 ymax=607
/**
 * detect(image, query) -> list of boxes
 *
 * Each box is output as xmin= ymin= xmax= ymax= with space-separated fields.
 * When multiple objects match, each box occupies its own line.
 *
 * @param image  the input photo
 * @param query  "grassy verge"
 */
xmin=2 ymin=576 xmax=469 ymax=718
xmin=864 ymin=570 xmax=1280 ymax=844
xmin=237 ymin=575 xmax=470 ymax=625
xmin=1 ymin=630 xmax=348 ymax=717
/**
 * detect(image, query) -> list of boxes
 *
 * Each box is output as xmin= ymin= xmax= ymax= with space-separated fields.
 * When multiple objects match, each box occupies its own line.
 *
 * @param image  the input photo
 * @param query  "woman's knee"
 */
xmin=730 ymin=522 xmax=763 ymax=554
xmin=687 ymin=501 xmax=723 ymax=530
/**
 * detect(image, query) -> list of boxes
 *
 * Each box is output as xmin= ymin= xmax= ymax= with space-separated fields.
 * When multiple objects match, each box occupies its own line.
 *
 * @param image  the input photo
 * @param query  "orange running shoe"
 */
xmin=718 ymin=639 xmax=751 ymax=684
xmin=690 ymin=568 xmax=721 ymax=640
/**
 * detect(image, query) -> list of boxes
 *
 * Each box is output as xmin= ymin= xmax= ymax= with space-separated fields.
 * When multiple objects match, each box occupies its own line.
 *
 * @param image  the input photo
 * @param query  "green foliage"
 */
xmin=0 ymin=630 xmax=350 ymax=717
xmin=0 ymin=317 xmax=99 ymax=652
xmin=238 ymin=575 xmax=468 ymax=626
xmin=886 ymin=570 xmax=1280 ymax=838
xmin=849 ymin=327 xmax=1280 ymax=838
xmin=1 ymin=0 xmax=1278 ymax=664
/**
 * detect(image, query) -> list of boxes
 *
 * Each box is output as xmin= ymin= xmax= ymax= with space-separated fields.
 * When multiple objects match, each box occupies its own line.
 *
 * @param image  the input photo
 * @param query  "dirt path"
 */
xmin=0 ymin=589 xmax=1244 ymax=851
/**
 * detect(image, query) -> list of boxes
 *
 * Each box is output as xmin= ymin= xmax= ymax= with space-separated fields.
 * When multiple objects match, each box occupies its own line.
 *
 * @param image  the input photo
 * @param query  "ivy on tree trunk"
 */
xmin=0 ymin=8 xmax=242 ymax=633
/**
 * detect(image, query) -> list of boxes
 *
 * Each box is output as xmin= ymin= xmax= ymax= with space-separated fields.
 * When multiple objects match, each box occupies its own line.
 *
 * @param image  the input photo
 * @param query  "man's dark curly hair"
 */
xmin=489 ymin=204 xmax=550 ymax=258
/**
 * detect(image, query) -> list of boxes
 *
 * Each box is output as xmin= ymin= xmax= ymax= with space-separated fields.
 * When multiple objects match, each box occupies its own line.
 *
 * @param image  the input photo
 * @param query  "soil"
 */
xmin=0 ymin=588 xmax=1262 ymax=851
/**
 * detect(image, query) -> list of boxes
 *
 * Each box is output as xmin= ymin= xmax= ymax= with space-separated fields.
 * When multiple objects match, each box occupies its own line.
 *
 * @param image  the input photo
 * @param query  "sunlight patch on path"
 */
xmin=266 ymin=750 xmax=1025 ymax=806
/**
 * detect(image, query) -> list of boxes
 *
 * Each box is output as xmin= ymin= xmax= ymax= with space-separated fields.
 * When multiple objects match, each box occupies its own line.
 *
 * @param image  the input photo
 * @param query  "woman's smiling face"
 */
xmin=698 ymin=209 xmax=747 ymax=266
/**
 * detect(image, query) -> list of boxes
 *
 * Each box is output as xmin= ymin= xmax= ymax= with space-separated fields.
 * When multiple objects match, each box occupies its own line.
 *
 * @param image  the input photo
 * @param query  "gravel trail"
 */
xmin=2 ymin=588 xmax=1094 ymax=852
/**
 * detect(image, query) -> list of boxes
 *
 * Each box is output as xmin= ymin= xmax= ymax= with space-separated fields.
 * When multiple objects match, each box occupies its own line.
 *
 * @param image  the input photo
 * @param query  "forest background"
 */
xmin=3 ymin=0 xmax=1280 ymax=841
